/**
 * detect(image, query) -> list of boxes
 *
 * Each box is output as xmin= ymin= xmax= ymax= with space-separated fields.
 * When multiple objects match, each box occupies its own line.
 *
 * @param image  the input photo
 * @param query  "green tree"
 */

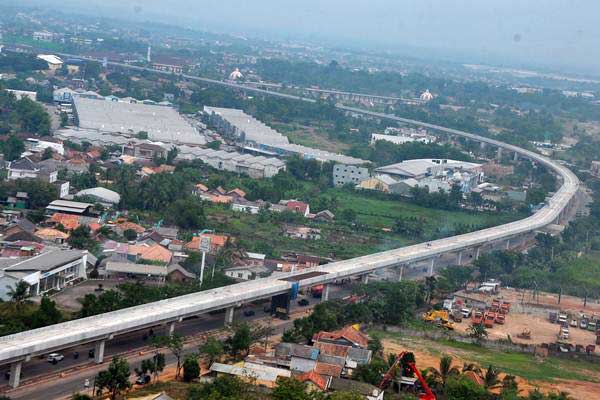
xmin=166 ymin=146 xmax=179 ymax=165
xmin=122 ymin=228 xmax=137 ymax=241
xmin=468 ymin=323 xmax=488 ymax=341
xmin=199 ymin=336 xmax=224 ymax=365
xmin=71 ymin=394 xmax=92 ymax=400
xmin=30 ymin=296 xmax=62 ymax=328
xmin=95 ymin=356 xmax=132 ymax=400
xmin=153 ymin=334 xmax=184 ymax=379
xmin=182 ymin=354 xmax=200 ymax=382
xmin=68 ymin=225 xmax=97 ymax=252
xmin=60 ymin=112 xmax=69 ymax=127
xmin=207 ymin=140 xmax=221 ymax=150
xmin=228 ymin=323 xmax=252 ymax=357
xmin=367 ymin=335 xmax=383 ymax=357
xmin=424 ymin=355 xmax=460 ymax=391
xmin=272 ymin=377 xmax=311 ymax=400
xmin=6 ymin=281 xmax=30 ymax=310
xmin=42 ymin=147 xmax=54 ymax=160
xmin=444 ymin=376 xmax=489 ymax=400
xmin=2 ymin=135 xmax=25 ymax=161
xmin=168 ymin=197 xmax=205 ymax=229
xmin=353 ymin=357 xmax=388 ymax=385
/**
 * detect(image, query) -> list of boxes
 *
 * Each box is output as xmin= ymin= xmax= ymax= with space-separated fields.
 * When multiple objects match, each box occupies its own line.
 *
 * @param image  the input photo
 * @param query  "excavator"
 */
xmin=422 ymin=310 xmax=455 ymax=330
xmin=378 ymin=351 xmax=436 ymax=400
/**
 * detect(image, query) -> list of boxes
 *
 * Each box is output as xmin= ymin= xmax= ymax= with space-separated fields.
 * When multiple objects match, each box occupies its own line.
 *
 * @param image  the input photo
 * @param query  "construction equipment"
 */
xmin=379 ymin=351 xmax=436 ymax=400
xmin=495 ymin=313 xmax=505 ymax=324
xmin=471 ymin=310 xmax=483 ymax=325
xmin=422 ymin=310 xmax=454 ymax=330
xmin=500 ymin=301 xmax=511 ymax=314
xmin=517 ymin=328 xmax=531 ymax=339
xmin=484 ymin=312 xmax=495 ymax=328
xmin=450 ymin=309 xmax=463 ymax=323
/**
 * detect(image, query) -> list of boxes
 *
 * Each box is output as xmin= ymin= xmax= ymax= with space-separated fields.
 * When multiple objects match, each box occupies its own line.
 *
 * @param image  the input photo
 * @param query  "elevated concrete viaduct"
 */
xmin=0 ymin=54 xmax=580 ymax=388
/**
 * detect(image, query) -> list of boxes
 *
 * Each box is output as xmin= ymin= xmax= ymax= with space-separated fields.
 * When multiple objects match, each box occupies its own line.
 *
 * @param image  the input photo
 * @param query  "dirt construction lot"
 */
xmin=454 ymin=288 xmax=600 ymax=348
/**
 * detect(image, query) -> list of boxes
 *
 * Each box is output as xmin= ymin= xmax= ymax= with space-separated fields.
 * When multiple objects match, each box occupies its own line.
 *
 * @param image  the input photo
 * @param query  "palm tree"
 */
xmin=424 ymin=355 xmax=460 ymax=390
xmin=7 ymin=281 xmax=30 ymax=309
xmin=481 ymin=365 xmax=501 ymax=389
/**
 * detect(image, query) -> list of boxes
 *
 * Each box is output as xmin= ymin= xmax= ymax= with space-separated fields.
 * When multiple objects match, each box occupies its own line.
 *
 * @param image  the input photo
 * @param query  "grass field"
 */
xmin=326 ymin=189 xmax=524 ymax=236
xmin=204 ymin=187 xmax=523 ymax=260
xmin=272 ymin=121 xmax=353 ymax=154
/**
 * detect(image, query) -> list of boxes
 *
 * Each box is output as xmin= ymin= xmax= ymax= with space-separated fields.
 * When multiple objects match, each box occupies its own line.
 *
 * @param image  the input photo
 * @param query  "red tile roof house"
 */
xmin=296 ymin=370 xmax=331 ymax=391
xmin=312 ymin=325 xmax=370 ymax=349
xmin=285 ymin=200 xmax=310 ymax=217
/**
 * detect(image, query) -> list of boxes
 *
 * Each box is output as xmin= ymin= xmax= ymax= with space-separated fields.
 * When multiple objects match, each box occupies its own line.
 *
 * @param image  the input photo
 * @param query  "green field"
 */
xmin=326 ymin=189 xmax=524 ymax=236
xmin=204 ymin=188 xmax=523 ymax=260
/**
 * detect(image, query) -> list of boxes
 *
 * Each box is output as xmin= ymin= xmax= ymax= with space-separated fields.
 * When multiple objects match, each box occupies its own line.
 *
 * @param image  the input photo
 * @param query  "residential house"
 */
xmin=113 ymin=221 xmax=146 ymax=237
xmin=284 ymin=226 xmax=321 ymax=240
xmin=7 ymin=157 xmax=70 ymax=198
xmin=166 ymin=264 xmax=196 ymax=283
xmin=296 ymin=371 xmax=331 ymax=392
xmin=104 ymin=261 xmax=167 ymax=282
xmin=285 ymin=200 xmax=310 ymax=217
xmin=328 ymin=378 xmax=384 ymax=400
xmin=0 ymin=219 xmax=39 ymax=242
xmin=122 ymin=143 xmax=167 ymax=160
xmin=231 ymin=198 xmax=262 ymax=214
xmin=312 ymin=210 xmax=335 ymax=222
xmin=152 ymin=57 xmax=185 ymax=74
xmin=185 ymin=233 xmax=229 ymax=254
xmin=209 ymin=362 xmax=291 ymax=388
xmin=35 ymin=228 xmax=70 ymax=244
xmin=224 ymin=265 xmax=271 ymax=281
xmin=356 ymin=175 xmax=397 ymax=193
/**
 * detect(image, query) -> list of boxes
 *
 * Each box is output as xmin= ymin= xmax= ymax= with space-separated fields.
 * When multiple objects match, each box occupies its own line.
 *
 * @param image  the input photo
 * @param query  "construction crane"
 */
xmin=378 ymin=351 xmax=436 ymax=400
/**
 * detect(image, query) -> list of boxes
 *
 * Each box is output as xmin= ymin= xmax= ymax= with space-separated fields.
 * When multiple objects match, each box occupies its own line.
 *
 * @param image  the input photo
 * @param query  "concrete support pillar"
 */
xmin=168 ymin=321 xmax=176 ymax=336
xmin=398 ymin=265 xmax=404 ymax=282
xmin=496 ymin=147 xmax=502 ymax=161
xmin=361 ymin=274 xmax=369 ymax=284
xmin=225 ymin=307 xmax=234 ymax=327
xmin=480 ymin=142 xmax=486 ymax=149
xmin=475 ymin=247 xmax=481 ymax=260
xmin=9 ymin=360 xmax=22 ymax=389
xmin=428 ymin=258 xmax=435 ymax=276
xmin=514 ymin=152 xmax=519 ymax=162
xmin=506 ymin=239 xmax=510 ymax=250
xmin=457 ymin=251 xmax=463 ymax=266
xmin=94 ymin=340 xmax=105 ymax=364
xmin=322 ymin=284 xmax=330 ymax=302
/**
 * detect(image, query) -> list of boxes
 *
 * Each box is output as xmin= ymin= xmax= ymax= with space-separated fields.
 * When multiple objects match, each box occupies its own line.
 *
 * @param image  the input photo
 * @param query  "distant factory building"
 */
xmin=204 ymin=106 xmax=368 ymax=165
xmin=333 ymin=164 xmax=370 ymax=187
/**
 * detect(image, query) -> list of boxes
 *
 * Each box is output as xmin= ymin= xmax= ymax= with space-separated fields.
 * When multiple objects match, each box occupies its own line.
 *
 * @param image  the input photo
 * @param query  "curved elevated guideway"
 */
xmin=0 ymin=59 xmax=580 ymax=388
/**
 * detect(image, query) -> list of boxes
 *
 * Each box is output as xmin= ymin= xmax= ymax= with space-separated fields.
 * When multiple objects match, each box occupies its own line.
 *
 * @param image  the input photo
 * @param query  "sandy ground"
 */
xmin=453 ymin=287 xmax=600 ymax=348
xmin=382 ymin=337 xmax=600 ymax=400
xmin=456 ymin=287 xmax=600 ymax=316
xmin=452 ymin=313 xmax=598 ymax=348
xmin=51 ymin=280 xmax=121 ymax=312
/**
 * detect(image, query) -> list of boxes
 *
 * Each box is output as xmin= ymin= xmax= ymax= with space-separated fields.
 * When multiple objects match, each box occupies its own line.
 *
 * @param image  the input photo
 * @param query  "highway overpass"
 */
xmin=0 ymin=58 xmax=580 ymax=388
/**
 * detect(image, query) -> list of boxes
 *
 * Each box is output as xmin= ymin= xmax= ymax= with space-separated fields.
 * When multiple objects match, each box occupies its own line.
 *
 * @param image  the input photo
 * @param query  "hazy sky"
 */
xmin=16 ymin=0 xmax=600 ymax=75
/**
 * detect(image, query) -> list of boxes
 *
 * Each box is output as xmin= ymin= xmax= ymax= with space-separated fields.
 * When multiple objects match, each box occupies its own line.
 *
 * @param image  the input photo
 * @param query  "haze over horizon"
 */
xmin=11 ymin=0 xmax=600 ymax=76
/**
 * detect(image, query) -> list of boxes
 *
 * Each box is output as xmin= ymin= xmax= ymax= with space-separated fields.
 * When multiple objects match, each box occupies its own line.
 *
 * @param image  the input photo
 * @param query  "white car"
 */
xmin=47 ymin=353 xmax=64 ymax=363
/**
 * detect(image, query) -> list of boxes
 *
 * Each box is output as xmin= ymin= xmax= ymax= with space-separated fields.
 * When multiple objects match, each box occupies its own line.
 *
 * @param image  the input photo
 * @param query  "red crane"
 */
xmin=378 ymin=351 xmax=436 ymax=400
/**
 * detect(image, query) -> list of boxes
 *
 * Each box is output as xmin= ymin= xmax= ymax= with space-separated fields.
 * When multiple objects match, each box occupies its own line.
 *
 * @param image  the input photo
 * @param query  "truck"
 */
xmin=558 ymin=313 xmax=568 ymax=325
xmin=495 ymin=313 xmax=506 ymax=324
xmin=484 ymin=312 xmax=495 ymax=328
xmin=310 ymin=285 xmax=324 ymax=298
xmin=472 ymin=310 xmax=483 ymax=325
xmin=461 ymin=307 xmax=473 ymax=318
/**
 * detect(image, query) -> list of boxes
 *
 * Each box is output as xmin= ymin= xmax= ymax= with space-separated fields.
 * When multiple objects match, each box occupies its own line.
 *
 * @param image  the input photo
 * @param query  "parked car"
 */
xmin=298 ymin=299 xmax=310 ymax=306
xmin=47 ymin=353 xmax=64 ymax=363
xmin=570 ymin=318 xmax=578 ymax=327
xmin=136 ymin=375 xmax=151 ymax=385
xmin=580 ymin=319 xmax=588 ymax=329
xmin=243 ymin=309 xmax=255 ymax=317
xmin=587 ymin=320 xmax=597 ymax=332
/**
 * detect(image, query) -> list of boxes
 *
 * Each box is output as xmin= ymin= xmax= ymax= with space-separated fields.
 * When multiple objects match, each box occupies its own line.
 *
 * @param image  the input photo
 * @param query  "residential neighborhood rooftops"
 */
xmin=375 ymin=158 xmax=482 ymax=179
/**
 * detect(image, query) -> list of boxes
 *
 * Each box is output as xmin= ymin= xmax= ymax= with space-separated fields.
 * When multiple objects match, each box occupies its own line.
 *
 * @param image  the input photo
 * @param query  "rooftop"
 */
xmin=73 ymin=97 xmax=204 ymax=146
xmin=375 ymin=158 xmax=481 ymax=178
xmin=6 ymin=249 xmax=86 ymax=272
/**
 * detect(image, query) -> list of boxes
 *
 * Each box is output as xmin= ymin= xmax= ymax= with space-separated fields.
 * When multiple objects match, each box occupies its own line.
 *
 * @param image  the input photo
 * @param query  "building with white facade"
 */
xmin=0 ymin=249 xmax=88 ymax=300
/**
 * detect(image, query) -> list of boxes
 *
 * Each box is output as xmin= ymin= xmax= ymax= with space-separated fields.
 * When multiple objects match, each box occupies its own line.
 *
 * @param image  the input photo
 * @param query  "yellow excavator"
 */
xmin=422 ymin=310 xmax=455 ymax=330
